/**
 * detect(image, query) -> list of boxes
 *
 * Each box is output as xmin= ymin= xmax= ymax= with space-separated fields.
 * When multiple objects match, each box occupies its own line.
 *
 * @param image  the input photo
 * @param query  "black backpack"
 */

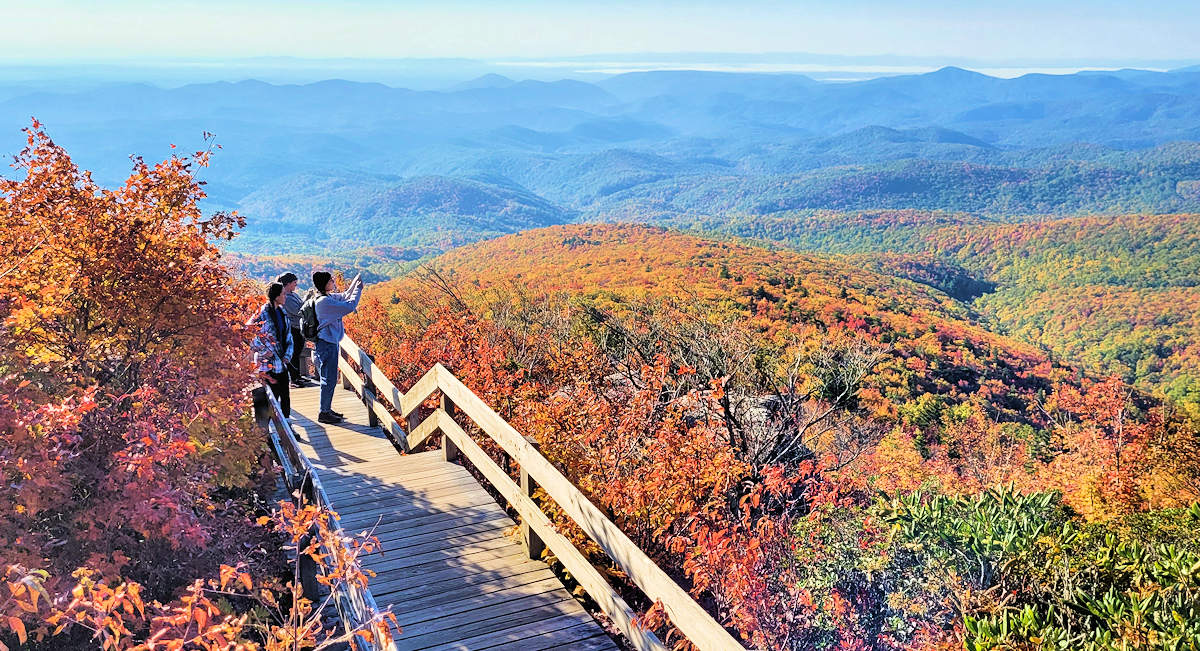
xmin=300 ymin=292 xmax=320 ymax=341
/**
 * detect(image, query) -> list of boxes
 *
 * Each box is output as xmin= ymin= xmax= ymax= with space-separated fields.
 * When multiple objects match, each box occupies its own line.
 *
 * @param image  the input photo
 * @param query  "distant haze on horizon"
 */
xmin=3 ymin=0 xmax=1198 ymax=68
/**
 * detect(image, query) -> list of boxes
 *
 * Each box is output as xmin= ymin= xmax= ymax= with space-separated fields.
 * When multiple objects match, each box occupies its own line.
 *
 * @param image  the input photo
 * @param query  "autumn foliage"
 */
xmin=347 ymin=224 xmax=1200 ymax=650
xmin=0 ymin=123 xmax=391 ymax=650
xmin=3 ymin=118 xmax=1196 ymax=650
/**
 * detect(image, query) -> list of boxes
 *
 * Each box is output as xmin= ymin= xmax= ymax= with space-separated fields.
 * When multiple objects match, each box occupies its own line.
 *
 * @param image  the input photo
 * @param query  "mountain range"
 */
xmin=2 ymin=66 xmax=1200 ymax=253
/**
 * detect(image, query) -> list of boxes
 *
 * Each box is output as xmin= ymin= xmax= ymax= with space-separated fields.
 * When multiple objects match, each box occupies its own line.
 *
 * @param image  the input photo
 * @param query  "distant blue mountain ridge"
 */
xmin=1 ymin=66 xmax=1199 ymax=254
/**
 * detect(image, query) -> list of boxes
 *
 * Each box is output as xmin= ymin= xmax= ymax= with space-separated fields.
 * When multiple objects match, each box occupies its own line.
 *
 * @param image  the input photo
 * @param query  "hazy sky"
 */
xmin=2 ymin=0 xmax=1197 ymax=64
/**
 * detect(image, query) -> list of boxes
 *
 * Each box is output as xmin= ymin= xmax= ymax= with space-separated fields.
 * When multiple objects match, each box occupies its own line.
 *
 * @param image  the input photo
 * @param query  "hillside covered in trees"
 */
xmin=669 ymin=210 xmax=1200 ymax=404
xmin=347 ymin=223 xmax=1200 ymax=650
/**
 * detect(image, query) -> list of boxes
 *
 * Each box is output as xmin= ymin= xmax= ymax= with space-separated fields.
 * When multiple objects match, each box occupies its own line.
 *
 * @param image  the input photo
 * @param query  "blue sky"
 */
xmin=3 ymin=0 xmax=1197 ymax=64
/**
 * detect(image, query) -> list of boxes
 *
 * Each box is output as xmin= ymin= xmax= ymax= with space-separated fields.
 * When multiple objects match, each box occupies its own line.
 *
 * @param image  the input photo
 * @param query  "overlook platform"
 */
xmin=288 ymin=384 xmax=619 ymax=651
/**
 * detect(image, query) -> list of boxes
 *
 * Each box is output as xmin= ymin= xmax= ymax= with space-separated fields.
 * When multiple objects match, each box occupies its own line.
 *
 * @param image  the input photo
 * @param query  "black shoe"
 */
xmin=330 ymin=410 xmax=344 ymax=419
xmin=317 ymin=412 xmax=343 ymax=424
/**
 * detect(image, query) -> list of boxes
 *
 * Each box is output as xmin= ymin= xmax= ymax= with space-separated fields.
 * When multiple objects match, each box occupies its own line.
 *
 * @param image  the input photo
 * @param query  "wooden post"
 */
xmin=442 ymin=393 xmax=458 ymax=462
xmin=363 ymin=356 xmax=379 ymax=428
xmin=298 ymin=529 xmax=321 ymax=601
xmin=520 ymin=467 xmax=545 ymax=560
xmin=407 ymin=409 xmax=422 ymax=448
xmin=297 ymin=476 xmax=321 ymax=601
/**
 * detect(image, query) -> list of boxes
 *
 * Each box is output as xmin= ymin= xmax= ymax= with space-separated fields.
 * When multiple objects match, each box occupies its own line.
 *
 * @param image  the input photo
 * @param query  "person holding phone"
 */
xmin=310 ymin=271 xmax=365 ymax=424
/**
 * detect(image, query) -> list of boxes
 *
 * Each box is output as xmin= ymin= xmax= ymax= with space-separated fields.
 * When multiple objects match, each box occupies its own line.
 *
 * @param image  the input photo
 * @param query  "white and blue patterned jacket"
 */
xmin=249 ymin=302 xmax=295 ymax=375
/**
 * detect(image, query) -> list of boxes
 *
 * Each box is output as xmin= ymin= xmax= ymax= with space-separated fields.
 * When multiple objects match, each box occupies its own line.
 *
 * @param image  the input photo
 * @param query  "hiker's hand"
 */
xmin=259 ymin=372 xmax=276 ymax=384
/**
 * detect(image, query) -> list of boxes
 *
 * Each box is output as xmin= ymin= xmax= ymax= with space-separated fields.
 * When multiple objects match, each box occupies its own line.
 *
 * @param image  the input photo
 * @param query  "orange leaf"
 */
xmin=7 ymin=617 xmax=26 ymax=644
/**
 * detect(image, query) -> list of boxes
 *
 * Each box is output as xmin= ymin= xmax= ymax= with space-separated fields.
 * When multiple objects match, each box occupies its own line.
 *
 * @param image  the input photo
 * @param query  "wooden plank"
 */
xmin=336 ymin=503 xmax=507 ymax=539
xmin=428 ymin=614 xmax=612 ymax=651
xmin=434 ymin=412 xmax=664 ymax=651
xmin=320 ymin=467 xmax=475 ymax=495
xmin=516 ymin=623 xmax=619 ymax=651
xmin=319 ymin=457 xmax=454 ymax=482
xmin=299 ymin=447 xmax=395 ymax=463
xmin=366 ymin=532 xmax=515 ymax=568
xmin=396 ymin=576 xmax=579 ymax=626
xmin=319 ymin=450 xmax=446 ymax=470
xmin=435 ymin=369 xmax=742 ymax=650
xmin=300 ymin=438 xmax=398 ymax=455
xmin=366 ymin=548 xmax=550 ymax=587
xmin=366 ymin=558 xmax=551 ymax=601
xmin=323 ymin=462 xmax=473 ymax=488
xmin=296 ymin=442 xmax=395 ymax=460
xmin=334 ymin=483 xmax=498 ymax=517
xmin=363 ymin=538 xmax=524 ymax=575
xmin=371 ymin=565 xmax=555 ymax=610
xmin=335 ymin=492 xmax=500 ymax=529
xmin=373 ymin=521 xmax=513 ymax=553
xmin=391 ymin=603 xmax=586 ymax=651
xmin=391 ymin=591 xmax=584 ymax=644
xmin=324 ymin=475 xmax=482 ymax=511
xmin=341 ymin=508 xmax=510 ymax=542
xmin=299 ymin=451 xmax=393 ymax=468
xmin=328 ymin=472 xmax=480 ymax=502
xmin=320 ymin=473 xmax=477 ymax=503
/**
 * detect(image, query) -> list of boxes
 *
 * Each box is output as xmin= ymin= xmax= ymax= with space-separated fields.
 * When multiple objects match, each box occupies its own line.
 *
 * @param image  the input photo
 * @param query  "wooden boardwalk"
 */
xmin=289 ymin=384 xmax=619 ymax=651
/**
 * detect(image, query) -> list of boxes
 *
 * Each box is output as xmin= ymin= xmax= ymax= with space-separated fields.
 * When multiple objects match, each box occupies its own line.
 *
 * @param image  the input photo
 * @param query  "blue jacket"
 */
xmin=314 ymin=278 xmax=365 ymax=344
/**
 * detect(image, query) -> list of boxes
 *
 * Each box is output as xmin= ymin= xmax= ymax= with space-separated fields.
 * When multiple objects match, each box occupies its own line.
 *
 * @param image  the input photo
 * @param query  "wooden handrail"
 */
xmin=336 ymin=336 xmax=746 ymax=651
xmin=259 ymin=381 xmax=395 ymax=651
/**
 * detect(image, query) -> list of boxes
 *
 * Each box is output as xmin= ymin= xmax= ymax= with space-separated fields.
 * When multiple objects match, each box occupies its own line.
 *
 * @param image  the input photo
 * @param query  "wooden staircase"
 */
xmin=261 ymin=335 xmax=747 ymax=651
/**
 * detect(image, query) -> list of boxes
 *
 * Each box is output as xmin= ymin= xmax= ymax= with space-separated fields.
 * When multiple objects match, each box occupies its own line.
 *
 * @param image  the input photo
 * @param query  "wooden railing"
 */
xmin=335 ymin=335 xmax=747 ymax=651
xmin=260 ymin=381 xmax=396 ymax=651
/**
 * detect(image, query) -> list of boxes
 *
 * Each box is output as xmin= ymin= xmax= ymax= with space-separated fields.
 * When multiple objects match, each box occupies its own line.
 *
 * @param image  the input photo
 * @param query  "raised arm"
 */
xmin=332 ymin=273 xmax=364 ymax=302
xmin=316 ymin=287 xmax=364 ymax=322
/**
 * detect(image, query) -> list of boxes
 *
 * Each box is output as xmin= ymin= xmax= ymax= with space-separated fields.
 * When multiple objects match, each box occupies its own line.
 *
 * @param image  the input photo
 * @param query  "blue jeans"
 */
xmin=314 ymin=339 xmax=339 ymax=413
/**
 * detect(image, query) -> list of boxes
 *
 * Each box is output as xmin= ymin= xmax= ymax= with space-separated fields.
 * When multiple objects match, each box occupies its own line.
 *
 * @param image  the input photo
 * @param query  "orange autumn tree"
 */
xmin=0 ymin=121 xmax=330 ymax=648
xmin=0 ymin=119 xmax=263 ymax=571
xmin=1041 ymin=376 xmax=1153 ymax=519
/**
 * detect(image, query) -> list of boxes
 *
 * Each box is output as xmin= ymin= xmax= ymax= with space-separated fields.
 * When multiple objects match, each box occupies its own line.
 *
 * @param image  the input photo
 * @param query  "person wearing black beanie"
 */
xmin=309 ymin=270 xmax=365 ymax=424
xmin=312 ymin=271 xmax=332 ymax=294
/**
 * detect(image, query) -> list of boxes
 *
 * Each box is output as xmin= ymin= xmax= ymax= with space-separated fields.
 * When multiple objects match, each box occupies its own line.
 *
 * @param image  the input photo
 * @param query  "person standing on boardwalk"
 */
xmin=251 ymin=281 xmax=295 ymax=418
xmin=310 ymin=270 xmax=364 ymax=424
xmin=275 ymin=272 xmax=311 ymax=388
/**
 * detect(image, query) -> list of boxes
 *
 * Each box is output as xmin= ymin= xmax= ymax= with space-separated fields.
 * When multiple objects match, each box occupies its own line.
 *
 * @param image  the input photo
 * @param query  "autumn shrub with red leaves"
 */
xmin=0 ymin=123 xmax=389 ymax=649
